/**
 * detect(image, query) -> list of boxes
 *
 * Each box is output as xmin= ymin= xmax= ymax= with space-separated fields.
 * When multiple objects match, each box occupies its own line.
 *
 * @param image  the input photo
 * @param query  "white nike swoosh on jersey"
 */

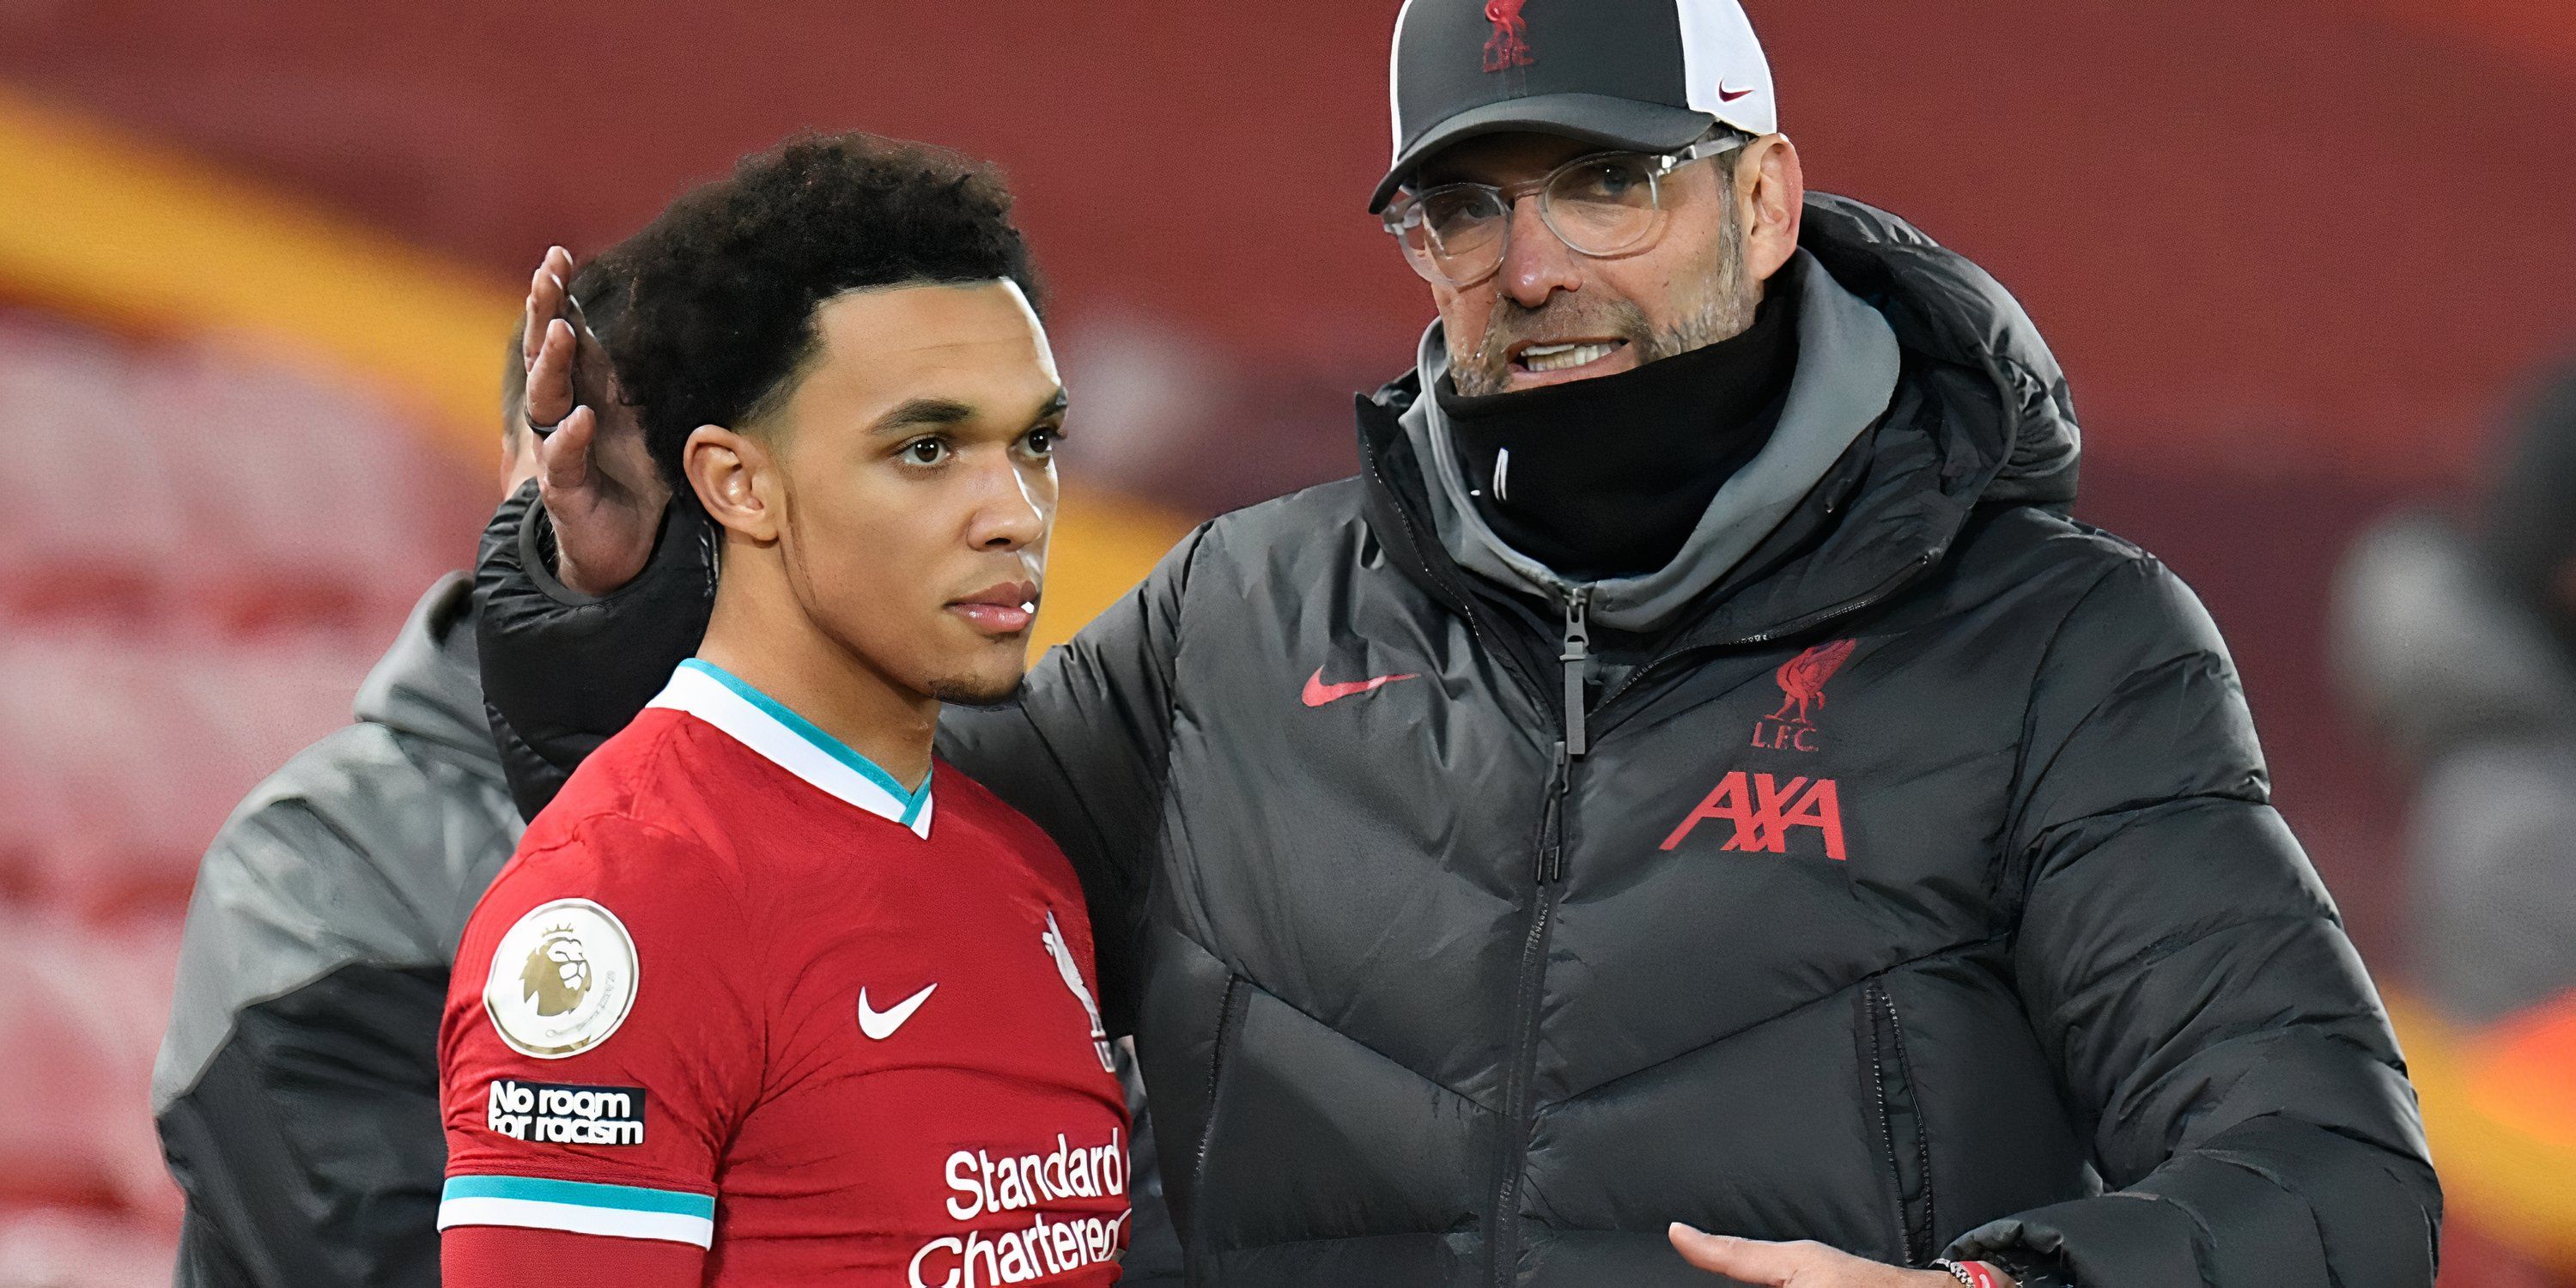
xmin=857 ymin=983 xmax=938 ymax=1041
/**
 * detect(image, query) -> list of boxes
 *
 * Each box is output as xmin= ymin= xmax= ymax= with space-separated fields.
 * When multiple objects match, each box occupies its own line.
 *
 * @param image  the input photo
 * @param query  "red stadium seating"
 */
xmin=0 ymin=629 xmax=382 ymax=919
xmin=0 ymin=1208 xmax=185 ymax=1288
xmin=0 ymin=307 xmax=488 ymax=1273
xmin=0 ymin=308 xmax=483 ymax=920
xmin=0 ymin=909 xmax=180 ymax=1218
xmin=0 ymin=312 xmax=479 ymax=633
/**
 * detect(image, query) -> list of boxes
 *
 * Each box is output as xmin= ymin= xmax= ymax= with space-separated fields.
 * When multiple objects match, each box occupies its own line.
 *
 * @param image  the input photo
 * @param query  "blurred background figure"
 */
xmin=0 ymin=2 xmax=2570 ymax=1285
xmin=2334 ymin=359 xmax=2576 ymax=1288
xmin=2338 ymin=361 xmax=2576 ymax=1030
xmin=142 ymin=304 xmax=582 ymax=1287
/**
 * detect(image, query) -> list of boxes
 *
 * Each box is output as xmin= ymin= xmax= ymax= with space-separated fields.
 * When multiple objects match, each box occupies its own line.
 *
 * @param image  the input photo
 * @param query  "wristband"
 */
xmin=1982 ymin=1246 xmax=2075 ymax=1288
xmin=1934 ymin=1260 xmax=2007 ymax=1288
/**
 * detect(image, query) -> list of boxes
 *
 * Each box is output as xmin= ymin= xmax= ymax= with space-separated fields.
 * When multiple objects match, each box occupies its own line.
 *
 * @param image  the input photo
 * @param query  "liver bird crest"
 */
xmin=1768 ymin=639 xmax=1858 ymax=725
xmin=1484 ymin=0 xmax=1534 ymax=72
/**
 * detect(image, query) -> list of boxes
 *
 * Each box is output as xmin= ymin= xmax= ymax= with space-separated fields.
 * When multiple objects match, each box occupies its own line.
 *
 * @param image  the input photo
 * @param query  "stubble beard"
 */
xmin=1451 ymin=202 xmax=1759 ymax=398
xmin=927 ymin=669 xmax=1027 ymax=708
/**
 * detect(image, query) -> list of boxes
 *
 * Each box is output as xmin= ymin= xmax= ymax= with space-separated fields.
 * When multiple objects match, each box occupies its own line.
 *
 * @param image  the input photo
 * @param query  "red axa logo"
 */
xmin=1483 ymin=0 xmax=1534 ymax=72
xmin=1660 ymin=772 xmax=1848 ymax=861
xmin=1751 ymin=638 xmax=1857 ymax=753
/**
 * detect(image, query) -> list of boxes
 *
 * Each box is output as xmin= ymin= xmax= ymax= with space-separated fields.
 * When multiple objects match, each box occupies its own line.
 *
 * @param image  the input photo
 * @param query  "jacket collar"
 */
xmin=1401 ymin=247 xmax=1899 ymax=635
xmin=1358 ymin=192 xmax=2081 ymax=652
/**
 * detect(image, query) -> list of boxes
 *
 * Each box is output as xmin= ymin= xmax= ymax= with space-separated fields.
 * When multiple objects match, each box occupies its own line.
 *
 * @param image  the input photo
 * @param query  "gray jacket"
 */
xmin=155 ymin=574 xmax=519 ymax=1288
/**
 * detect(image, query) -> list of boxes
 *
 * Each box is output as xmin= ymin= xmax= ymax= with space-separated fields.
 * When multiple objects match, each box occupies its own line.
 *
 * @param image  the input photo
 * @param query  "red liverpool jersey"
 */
xmin=440 ymin=658 xmax=1131 ymax=1285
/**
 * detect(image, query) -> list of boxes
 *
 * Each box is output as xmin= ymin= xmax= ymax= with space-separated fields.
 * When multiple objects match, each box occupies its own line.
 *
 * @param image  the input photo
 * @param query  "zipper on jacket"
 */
xmin=1862 ymin=981 xmax=1935 ymax=1265
xmin=1188 ymin=977 xmax=1249 ymax=1211
xmin=1558 ymin=586 xmax=1592 ymax=758
xmin=1531 ymin=741 xmax=1571 ymax=885
xmin=1492 ymin=719 xmax=1577 ymax=1283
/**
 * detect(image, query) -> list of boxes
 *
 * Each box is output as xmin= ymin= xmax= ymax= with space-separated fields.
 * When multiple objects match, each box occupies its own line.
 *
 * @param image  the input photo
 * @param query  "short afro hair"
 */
xmin=611 ymin=131 xmax=1039 ymax=491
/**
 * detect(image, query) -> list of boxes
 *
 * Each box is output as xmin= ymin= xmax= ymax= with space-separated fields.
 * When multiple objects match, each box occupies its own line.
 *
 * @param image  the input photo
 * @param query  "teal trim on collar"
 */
xmin=677 ymin=659 xmax=931 ymax=819
xmin=441 ymin=1175 xmax=716 ymax=1218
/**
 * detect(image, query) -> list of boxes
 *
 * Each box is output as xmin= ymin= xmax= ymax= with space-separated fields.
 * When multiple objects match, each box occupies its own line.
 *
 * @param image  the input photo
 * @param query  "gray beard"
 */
xmin=1451 ymin=207 xmax=1758 ymax=398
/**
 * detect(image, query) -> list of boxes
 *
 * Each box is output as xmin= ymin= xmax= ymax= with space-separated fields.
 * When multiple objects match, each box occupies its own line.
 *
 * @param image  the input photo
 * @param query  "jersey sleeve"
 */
xmin=438 ymin=811 xmax=764 ymax=1254
xmin=443 ymin=1224 xmax=706 ymax=1288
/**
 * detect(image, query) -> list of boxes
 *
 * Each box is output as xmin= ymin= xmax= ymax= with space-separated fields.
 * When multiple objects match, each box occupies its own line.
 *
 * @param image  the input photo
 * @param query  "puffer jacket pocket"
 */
xmin=1857 ymin=980 xmax=1935 ymax=1265
xmin=1188 ymin=976 xmax=1249 ymax=1213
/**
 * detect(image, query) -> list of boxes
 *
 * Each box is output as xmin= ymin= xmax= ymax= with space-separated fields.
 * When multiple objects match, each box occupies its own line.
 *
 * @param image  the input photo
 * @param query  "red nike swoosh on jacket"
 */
xmin=1302 ymin=667 xmax=1421 ymax=708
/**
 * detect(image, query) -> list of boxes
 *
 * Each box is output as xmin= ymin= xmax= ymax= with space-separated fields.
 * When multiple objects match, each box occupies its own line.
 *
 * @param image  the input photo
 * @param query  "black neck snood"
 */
xmin=1437 ymin=264 xmax=1802 ymax=581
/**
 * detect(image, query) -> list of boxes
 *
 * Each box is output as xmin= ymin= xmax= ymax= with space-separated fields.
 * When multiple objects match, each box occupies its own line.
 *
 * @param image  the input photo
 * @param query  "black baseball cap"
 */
xmin=1372 ymin=0 xmax=1779 ymax=212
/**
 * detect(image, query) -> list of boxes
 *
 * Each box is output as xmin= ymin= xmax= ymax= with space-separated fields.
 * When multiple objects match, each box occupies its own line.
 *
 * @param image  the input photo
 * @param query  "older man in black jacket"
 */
xmin=473 ymin=3 xmax=2437 ymax=1285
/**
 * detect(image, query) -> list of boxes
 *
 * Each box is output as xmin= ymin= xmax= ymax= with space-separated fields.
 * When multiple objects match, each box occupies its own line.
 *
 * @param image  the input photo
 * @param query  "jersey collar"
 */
xmin=647 ymin=658 xmax=934 ymax=840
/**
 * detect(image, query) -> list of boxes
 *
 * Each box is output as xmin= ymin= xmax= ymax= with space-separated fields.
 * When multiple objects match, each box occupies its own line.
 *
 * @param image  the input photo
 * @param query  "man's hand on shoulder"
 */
xmin=1669 ymin=1225 xmax=2011 ymax=1288
xmin=521 ymin=245 xmax=666 ymax=597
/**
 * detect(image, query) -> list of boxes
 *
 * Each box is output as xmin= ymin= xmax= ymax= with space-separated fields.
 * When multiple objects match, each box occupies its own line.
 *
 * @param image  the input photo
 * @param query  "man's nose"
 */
xmin=967 ymin=456 xmax=1048 ymax=551
xmin=1497 ymin=195 xmax=1582 ymax=308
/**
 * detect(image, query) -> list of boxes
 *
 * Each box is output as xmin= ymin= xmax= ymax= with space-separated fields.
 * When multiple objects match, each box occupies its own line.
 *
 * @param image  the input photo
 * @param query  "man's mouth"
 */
xmin=947 ymin=580 xmax=1041 ymax=636
xmin=1502 ymin=337 xmax=1634 ymax=387
xmin=1516 ymin=340 xmax=1624 ymax=373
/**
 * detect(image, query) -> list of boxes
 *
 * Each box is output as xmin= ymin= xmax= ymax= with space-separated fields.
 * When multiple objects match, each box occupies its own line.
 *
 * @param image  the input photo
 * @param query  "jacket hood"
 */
xmin=1360 ymin=193 xmax=2081 ymax=640
xmin=1794 ymin=192 xmax=2081 ymax=507
xmin=354 ymin=572 xmax=499 ymax=769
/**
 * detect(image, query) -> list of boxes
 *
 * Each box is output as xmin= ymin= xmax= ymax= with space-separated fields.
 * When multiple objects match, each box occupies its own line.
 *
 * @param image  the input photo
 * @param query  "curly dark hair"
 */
xmin=610 ymin=132 xmax=1039 ymax=491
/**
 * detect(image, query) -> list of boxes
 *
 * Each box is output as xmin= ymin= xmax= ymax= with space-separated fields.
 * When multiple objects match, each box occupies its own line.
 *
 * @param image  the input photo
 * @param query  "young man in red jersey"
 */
xmin=437 ymin=134 xmax=1131 ymax=1287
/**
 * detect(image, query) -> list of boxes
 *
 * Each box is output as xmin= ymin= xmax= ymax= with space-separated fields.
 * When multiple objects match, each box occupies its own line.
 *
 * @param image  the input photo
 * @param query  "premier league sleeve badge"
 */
xmin=483 ymin=897 xmax=641 ymax=1059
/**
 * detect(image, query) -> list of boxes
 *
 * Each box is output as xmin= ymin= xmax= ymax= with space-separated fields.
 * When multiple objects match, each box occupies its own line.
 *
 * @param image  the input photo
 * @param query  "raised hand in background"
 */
xmin=519 ymin=244 xmax=668 ymax=595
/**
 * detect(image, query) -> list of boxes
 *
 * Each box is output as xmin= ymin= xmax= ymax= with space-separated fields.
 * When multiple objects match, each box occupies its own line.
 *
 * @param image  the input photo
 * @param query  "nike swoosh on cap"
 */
xmin=857 ymin=982 xmax=937 ymax=1040
xmin=1303 ymin=667 xmax=1421 ymax=708
xmin=1717 ymin=82 xmax=1754 ymax=102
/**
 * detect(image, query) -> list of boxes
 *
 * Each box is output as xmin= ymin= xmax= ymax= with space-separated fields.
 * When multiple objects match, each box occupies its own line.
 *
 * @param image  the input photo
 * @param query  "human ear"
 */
xmin=1737 ymin=134 xmax=1805 ymax=286
xmin=683 ymin=425 xmax=780 ymax=544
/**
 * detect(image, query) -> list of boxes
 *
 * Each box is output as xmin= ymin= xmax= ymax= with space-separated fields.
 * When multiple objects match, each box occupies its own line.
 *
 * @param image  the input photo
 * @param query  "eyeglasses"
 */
xmin=1381 ymin=135 xmax=1751 ymax=289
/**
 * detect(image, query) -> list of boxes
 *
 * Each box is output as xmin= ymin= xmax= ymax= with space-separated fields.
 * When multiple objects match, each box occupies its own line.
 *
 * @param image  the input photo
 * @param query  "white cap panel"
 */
xmin=1388 ymin=0 xmax=1421 ymax=156
xmin=1676 ymin=0 xmax=1779 ymax=137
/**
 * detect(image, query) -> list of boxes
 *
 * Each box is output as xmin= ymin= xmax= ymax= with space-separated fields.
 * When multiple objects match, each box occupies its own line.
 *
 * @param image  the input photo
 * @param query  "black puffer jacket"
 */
xmin=477 ymin=197 xmax=2436 ymax=1287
